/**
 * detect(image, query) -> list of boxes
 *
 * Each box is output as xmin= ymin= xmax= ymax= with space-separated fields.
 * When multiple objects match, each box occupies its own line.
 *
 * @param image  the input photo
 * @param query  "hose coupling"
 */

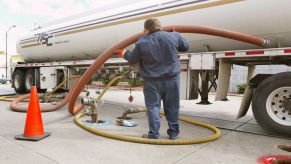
xmin=81 ymin=97 xmax=104 ymax=123
xmin=81 ymin=97 xmax=94 ymax=106
xmin=260 ymin=39 xmax=270 ymax=48
xmin=122 ymin=107 xmax=143 ymax=120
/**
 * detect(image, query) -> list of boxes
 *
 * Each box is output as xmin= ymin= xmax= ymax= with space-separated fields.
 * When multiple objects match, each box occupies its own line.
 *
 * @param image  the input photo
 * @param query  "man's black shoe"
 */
xmin=169 ymin=136 xmax=177 ymax=140
xmin=141 ymin=134 xmax=158 ymax=139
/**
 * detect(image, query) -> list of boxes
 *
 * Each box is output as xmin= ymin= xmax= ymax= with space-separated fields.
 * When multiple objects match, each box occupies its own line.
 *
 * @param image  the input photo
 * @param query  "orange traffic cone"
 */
xmin=15 ymin=86 xmax=50 ymax=141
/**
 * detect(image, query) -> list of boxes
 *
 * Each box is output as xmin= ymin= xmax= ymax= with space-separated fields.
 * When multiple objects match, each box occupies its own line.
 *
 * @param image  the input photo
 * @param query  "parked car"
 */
xmin=0 ymin=78 xmax=11 ymax=84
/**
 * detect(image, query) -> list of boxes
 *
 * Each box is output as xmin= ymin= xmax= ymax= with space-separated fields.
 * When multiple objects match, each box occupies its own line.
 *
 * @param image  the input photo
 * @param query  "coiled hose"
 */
xmin=75 ymin=76 xmax=221 ymax=145
xmin=0 ymin=95 xmax=21 ymax=102
xmin=74 ymin=111 xmax=221 ymax=145
xmin=70 ymin=25 xmax=270 ymax=144
xmin=68 ymin=25 xmax=270 ymax=115
xmin=10 ymin=76 xmax=80 ymax=112
xmin=8 ymin=25 xmax=269 ymax=144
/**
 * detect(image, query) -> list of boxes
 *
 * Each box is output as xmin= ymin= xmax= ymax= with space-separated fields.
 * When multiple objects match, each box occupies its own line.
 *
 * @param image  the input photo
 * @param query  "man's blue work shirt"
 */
xmin=124 ymin=31 xmax=189 ymax=79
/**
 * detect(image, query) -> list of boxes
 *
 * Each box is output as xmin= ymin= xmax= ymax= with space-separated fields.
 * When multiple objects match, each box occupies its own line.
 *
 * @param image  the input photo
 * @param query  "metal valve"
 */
xmin=81 ymin=97 xmax=89 ymax=105
xmin=81 ymin=97 xmax=104 ymax=123
xmin=122 ymin=106 xmax=143 ymax=120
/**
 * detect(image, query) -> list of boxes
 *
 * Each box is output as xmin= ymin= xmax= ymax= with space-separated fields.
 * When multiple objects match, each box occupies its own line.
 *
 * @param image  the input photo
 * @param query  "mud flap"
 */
xmin=236 ymin=86 xmax=254 ymax=119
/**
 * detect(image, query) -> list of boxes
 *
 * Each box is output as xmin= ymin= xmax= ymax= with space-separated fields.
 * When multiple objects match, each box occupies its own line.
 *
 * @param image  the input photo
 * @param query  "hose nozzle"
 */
xmin=122 ymin=107 xmax=143 ymax=120
xmin=260 ymin=39 xmax=270 ymax=48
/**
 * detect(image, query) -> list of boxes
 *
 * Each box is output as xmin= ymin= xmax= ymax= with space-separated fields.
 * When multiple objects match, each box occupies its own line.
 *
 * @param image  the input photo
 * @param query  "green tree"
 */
xmin=0 ymin=51 xmax=5 ymax=55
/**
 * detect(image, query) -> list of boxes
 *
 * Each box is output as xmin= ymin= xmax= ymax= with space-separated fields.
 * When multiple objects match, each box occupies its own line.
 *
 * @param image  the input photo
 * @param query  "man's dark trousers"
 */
xmin=143 ymin=77 xmax=180 ymax=139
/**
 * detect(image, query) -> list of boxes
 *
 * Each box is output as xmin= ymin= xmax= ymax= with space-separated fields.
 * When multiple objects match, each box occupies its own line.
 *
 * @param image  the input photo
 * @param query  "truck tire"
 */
xmin=252 ymin=72 xmax=291 ymax=136
xmin=24 ymin=69 xmax=35 ymax=93
xmin=12 ymin=69 xmax=26 ymax=93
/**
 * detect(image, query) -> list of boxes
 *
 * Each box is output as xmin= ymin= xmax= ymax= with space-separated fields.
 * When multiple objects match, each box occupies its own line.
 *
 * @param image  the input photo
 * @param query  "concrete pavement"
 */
xmin=0 ymin=85 xmax=290 ymax=164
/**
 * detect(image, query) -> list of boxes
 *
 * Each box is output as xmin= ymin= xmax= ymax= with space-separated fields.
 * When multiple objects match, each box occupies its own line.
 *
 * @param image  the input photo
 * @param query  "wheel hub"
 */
xmin=25 ymin=74 xmax=33 ymax=90
xmin=267 ymin=87 xmax=291 ymax=126
xmin=14 ymin=75 xmax=20 ymax=89
xmin=282 ymin=98 xmax=291 ymax=114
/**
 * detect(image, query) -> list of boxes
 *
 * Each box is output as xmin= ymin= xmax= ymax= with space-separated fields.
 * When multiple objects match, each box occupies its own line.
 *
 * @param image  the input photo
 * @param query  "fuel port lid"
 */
xmin=116 ymin=120 xmax=137 ymax=127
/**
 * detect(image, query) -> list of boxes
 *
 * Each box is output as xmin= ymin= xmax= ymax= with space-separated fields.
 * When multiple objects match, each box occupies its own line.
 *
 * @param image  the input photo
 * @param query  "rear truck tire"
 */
xmin=252 ymin=72 xmax=291 ymax=136
xmin=12 ymin=69 xmax=26 ymax=93
xmin=24 ymin=69 xmax=35 ymax=93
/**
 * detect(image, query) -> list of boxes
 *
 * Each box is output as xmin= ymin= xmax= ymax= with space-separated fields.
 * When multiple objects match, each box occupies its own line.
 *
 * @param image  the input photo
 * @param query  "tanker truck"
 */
xmin=14 ymin=0 xmax=291 ymax=136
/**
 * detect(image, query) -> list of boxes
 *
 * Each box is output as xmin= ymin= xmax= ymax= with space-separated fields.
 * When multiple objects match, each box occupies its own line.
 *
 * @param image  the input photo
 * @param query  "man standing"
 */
xmin=115 ymin=18 xmax=189 ymax=139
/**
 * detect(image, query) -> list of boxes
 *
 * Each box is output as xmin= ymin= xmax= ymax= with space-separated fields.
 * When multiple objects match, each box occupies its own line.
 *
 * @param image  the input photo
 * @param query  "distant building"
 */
xmin=0 ymin=53 xmax=23 ymax=79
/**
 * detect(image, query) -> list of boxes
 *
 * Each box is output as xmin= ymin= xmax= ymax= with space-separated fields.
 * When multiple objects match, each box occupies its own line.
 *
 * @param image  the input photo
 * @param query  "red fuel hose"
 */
xmin=68 ymin=25 xmax=270 ymax=115
xmin=10 ymin=78 xmax=80 ymax=112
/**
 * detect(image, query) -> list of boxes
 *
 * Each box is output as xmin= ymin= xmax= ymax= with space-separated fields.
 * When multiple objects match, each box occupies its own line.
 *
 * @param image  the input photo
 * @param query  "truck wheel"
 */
xmin=252 ymin=72 xmax=291 ymax=136
xmin=12 ymin=69 xmax=26 ymax=93
xmin=24 ymin=69 xmax=35 ymax=93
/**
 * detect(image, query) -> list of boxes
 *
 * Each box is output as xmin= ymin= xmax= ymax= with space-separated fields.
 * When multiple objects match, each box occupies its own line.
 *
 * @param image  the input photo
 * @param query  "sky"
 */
xmin=0 ymin=0 xmax=133 ymax=56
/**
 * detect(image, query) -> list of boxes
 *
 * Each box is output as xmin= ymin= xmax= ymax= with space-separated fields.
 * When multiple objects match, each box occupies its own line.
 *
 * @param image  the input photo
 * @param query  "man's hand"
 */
xmin=114 ymin=49 xmax=126 ymax=57
xmin=171 ymin=27 xmax=175 ymax=32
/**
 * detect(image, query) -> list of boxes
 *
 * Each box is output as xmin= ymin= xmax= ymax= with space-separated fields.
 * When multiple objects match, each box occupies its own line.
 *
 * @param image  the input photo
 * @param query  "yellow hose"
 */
xmin=46 ymin=75 xmax=80 ymax=96
xmin=96 ymin=76 xmax=123 ymax=101
xmin=75 ymin=75 xmax=221 ymax=144
xmin=74 ymin=111 xmax=221 ymax=145
xmin=0 ymin=95 xmax=19 ymax=102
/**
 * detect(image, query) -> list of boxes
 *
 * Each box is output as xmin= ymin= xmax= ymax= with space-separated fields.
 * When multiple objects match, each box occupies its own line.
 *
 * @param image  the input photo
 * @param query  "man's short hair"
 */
xmin=144 ymin=18 xmax=161 ymax=33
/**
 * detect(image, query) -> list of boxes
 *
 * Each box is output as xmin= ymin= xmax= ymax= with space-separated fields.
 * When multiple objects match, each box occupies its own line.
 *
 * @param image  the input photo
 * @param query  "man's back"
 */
xmin=125 ymin=31 xmax=189 ymax=79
